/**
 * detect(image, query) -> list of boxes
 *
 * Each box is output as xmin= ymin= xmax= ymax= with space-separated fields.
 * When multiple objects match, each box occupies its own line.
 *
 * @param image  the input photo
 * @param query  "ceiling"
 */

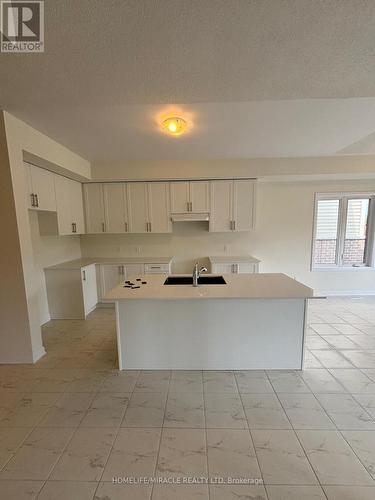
xmin=1 ymin=0 xmax=375 ymax=162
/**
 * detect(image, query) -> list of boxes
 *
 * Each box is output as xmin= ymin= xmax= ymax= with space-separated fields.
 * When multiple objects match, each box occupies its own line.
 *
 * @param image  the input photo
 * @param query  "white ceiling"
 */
xmin=1 ymin=0 xmax=375 ymax=162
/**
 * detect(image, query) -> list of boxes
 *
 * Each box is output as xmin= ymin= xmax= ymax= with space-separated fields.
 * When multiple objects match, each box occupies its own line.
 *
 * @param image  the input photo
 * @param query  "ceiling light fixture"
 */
xmin=162 ymin=116 xmax=187 ymax=136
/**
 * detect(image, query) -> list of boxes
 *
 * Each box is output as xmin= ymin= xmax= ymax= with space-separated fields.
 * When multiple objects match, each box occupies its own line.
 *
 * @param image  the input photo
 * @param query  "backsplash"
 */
xmin=80 ymin=222 xmax=257 ymax=273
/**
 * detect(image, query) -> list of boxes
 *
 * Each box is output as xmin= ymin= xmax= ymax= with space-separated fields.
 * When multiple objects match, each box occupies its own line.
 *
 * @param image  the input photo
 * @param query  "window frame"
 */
xmin=311 ymin=192 xmax=375 ymax=271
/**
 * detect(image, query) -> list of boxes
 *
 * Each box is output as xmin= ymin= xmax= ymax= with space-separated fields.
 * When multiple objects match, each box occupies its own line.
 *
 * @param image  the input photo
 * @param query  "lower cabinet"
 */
xmin=45 ymin=264 xmax=98 ymax=320
xmin=98 ymin=261 xmax=171 ymax=302
xmin=211 ymin=261 xmax=259 ymax=274
xmin=45 ymin=260 xmax=172 ymax=317
xmin=99 ymin=264 xmax=125 ymax=300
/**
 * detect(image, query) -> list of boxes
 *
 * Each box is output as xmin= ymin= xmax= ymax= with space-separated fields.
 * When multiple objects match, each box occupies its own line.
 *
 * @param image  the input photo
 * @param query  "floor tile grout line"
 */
xmin=202 ymin=372 xmax=210 ymax=500
xmin=264 ymin=370 xmax=330 ymax=500
xmin=234 ymin=373 xmax=269 ymax=500
xmin=338 ymin=428 xmax=375 ymax=484
xmin=150 ymin=371 xmax=171 ymax=500
xmin=44 ymin=368 xmax=131 ymax=483
xmin=93 ymin=368 xmax=142 ymax=493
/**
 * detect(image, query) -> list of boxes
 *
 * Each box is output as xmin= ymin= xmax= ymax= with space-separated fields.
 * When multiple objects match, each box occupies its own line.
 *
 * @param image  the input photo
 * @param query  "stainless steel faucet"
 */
xmin=192 ymin=261 xmax=208 ymax=287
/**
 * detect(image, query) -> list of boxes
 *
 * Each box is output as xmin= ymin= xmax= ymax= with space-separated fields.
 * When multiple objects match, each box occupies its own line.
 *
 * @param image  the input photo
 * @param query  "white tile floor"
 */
xmin=1 ymin=298 xmax=375 ymax=499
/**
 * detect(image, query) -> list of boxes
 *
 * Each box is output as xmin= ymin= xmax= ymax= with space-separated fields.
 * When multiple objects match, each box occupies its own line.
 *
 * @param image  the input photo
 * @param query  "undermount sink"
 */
xmin=164 ymin=275 xmax=226 ymax=285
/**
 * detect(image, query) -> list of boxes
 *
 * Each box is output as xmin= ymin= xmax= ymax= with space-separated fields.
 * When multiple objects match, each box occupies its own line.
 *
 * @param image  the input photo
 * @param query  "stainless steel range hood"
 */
xmin=171 ymin=213 xmax=210 ymax=222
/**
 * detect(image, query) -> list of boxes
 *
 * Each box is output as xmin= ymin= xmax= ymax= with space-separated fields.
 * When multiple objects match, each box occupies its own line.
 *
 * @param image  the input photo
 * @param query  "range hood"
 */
xmin=171 ymin=212 xmax=210 ymax=222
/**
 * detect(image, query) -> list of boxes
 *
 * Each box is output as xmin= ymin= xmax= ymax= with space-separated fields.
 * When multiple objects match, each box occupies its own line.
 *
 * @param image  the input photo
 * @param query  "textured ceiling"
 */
xmin=1 ymin=0 xmax=375 ymax=161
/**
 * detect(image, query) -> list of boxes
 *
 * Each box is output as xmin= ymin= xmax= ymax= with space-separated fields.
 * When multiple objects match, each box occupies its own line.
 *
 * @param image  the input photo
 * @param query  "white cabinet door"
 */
xmin=55 ymin=176 xmax=85 ymax=235
xmin=147 ymin=182 xmax=171 ymax=233
xmin=190 ymin=181 xmax=210 ymax=213
xmin=212 ymin=263 xmax=234 ymax=274
xmin=25 ymin=163 xmax=34 ymax=209
xmin=125 ymin=264 xmax=144 ymax=279
xmin=170 ymin=182 xmax=190 ymax=213
xmin=127 ymin=183 xmax=149 ymax=233
xmin=28 ymin=164 xmax=56 ymax=211
xmin=103 ymin=183 xmax=128 ymax=233
xmin=70 ymin=180 xmax=85 ymax=235
xmin=100 ymin=264 xmax=124 ymax=297
xmin=238 ymin=263 xmax=258 ymax=273
xmin=55 ymin=175 xmax=73 ymax=235
xmin=210 ymin=180 xmax=233 ymax=232
xmin=233 ymin=180 xmax=255 ymax=231
xmin=84 ymin=184 xmax=105 ymax=233
xmin=81 ymin=264 xmax=98 ymax=315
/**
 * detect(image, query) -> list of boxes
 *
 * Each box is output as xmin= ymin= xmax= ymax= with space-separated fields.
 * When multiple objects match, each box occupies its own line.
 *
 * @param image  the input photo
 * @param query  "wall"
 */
xmin=91 ymin=156 xmax=375 ymax=181
xmin=0 ymin=113 xmax=33 ymax=363
xmin=3 ymin=111 xmax=91 ymax=362
xmin=80 ymin=178 xmax=375 ymax=296
xmin=29 ymin=212 xmax=81 ymax=325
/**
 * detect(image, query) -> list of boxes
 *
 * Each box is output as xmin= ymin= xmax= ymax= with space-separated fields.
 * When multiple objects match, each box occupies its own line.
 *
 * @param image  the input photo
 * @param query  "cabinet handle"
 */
xmin=30 ymin=193 xmax=35 ymax=207
xmin=149 ymin=222 xmax=152 ymax=232
xmin=35 ymin=193 xmax=39 ymax=207
xmin=124 ymin=221 xmax=128 ymax=232
xmin=190 ymin=201 xmax=193 ymax=211
xmin=82 ymin=270 xmax=86 ymax=281
xmin=230 ymin=220 xmax=233 ymax=230
xmin=72 ymin=223 xmax=75 ymax=233
xmin=102 ymin=222 xmax=105 ymax=232
xmin=233 ymin=220 xmax=236 ymax=231
xmin=186 ymin=201 xmax=189 ymax=212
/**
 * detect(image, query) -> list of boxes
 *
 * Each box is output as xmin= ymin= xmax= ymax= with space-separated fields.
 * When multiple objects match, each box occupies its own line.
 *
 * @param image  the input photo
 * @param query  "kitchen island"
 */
xmin=106 ymin=273 xmax=316 ymax=370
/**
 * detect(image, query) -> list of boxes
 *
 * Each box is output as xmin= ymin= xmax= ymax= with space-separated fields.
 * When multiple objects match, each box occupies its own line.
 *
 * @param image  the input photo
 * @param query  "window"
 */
xmin=312 ymin=193 xmax=374 ymax=269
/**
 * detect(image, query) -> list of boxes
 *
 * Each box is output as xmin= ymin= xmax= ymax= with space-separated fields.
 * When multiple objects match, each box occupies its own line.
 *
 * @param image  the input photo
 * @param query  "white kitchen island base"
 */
xmin=115 ymin=297 xmax=308 ymax=370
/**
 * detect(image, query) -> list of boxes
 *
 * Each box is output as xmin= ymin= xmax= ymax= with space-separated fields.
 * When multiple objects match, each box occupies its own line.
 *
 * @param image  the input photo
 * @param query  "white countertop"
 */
xmin=45 ymin=257 xmax=173 ymax=271
xmin=105 ymin=273 xmax=317 ymax=300
xmin=209 ymin=255 xmax=260 ymax=264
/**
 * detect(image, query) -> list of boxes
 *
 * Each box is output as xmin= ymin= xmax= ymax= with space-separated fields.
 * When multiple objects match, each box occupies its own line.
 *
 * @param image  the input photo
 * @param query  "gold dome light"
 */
xmin=162 ymin=116 xmax=187 ymax=136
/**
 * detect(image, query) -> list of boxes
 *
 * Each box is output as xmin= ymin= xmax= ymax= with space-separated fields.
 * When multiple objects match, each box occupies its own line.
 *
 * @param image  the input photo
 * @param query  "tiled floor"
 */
xmin=1 ymin=298 xmax=375 ymax=499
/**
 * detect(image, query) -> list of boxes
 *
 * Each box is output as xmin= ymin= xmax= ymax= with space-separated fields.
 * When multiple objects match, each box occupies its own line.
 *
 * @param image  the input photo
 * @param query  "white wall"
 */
xmin=3 ymin=111 xmax=91 ymax=362
xmin=81 ymin=178 xmax=375 ymax=295
xmin=91 ymin=156 xmax=375 ymax=181
xmin=29 ymin=212 xmax=81 ymax=325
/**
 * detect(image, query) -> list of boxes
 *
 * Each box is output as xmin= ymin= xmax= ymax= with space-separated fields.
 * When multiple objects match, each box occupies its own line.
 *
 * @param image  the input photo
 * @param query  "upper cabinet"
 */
xmin=55 ymin=176 xmax=85 ymax=235
xmin=25 ymin=163 xmax=85 ymax=236
xmin=232 ymin=180 xmax=256 ymax=232
xmin=84 ymin=182 xmax=172 ymax=234
xmin=147 ymin=182 xmax=172 ymax=233
xmin=190 ymin=181 xmax=210 ymax=213
xmin=103 ymin=183 xmax=128 ymax=233
xmin=82 ymin=179 xmax=255 ymax=234
xmin=127 ymin=182 xmax=171 ymax=233
xmin=83 ymin=183 xmax=106 ymax=233
xmin=127 ymin=183 xmax=149 ymax=233
xmin=170 ymin=181 xmax=210 ymax=213
xmin=210 ymin=179 xmax=256 ymax=232
xmin=26 ymin=163 xmax=56 ymax=212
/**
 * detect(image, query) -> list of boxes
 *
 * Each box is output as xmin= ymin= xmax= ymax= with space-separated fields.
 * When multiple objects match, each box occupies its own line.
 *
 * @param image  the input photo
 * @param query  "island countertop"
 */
xmin=105 ymin=272 xmax=317 ymax=301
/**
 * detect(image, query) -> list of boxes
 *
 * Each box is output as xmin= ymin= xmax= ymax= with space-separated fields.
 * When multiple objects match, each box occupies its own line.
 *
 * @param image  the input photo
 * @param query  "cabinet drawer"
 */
xmin=144 ymin=263 xmax=170 ymax=274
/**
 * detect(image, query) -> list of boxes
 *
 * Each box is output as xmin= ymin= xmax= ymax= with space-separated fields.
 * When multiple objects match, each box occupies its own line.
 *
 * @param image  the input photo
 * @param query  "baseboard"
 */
xmin=317 ymin=290 xmax=375 ymax=297
xmin=32 ymin=345 xmax=46 ymax=362
xmin=40 ymin=313 xmax=51 ymax=326
xmin=97 ymin=302 xmax=115 ymax=309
